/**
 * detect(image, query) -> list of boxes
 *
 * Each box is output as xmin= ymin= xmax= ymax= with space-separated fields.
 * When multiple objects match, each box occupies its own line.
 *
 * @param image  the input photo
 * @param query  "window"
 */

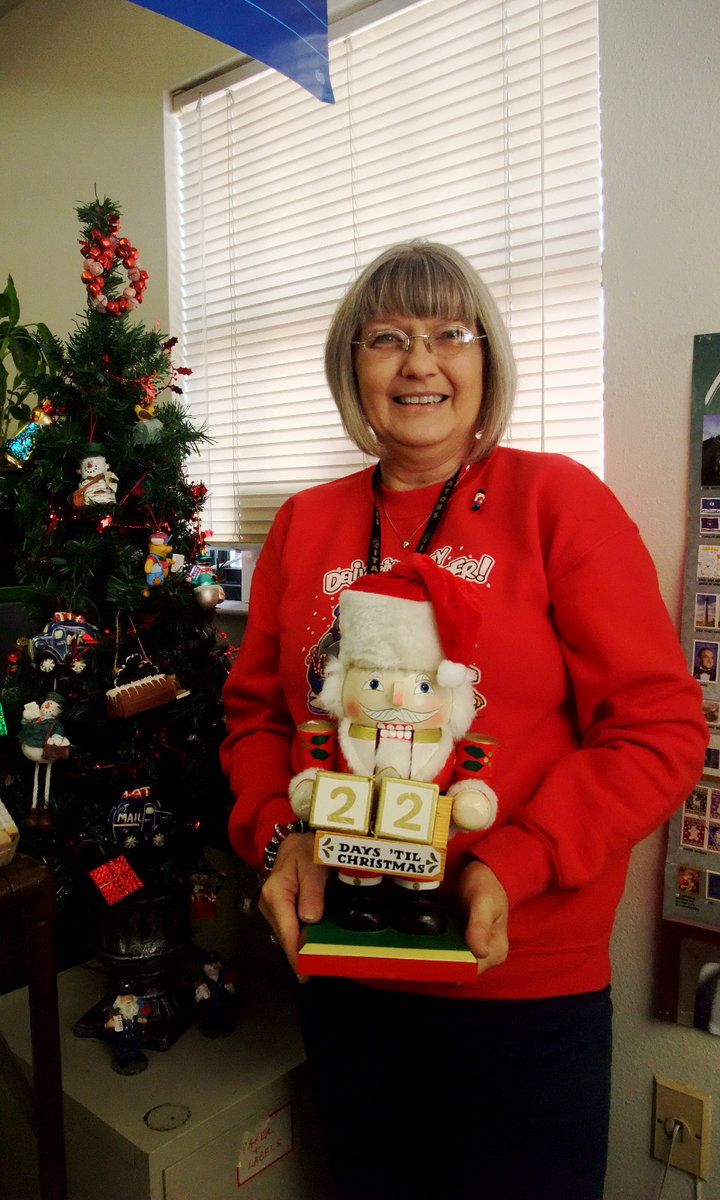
xmin=168 ymin=0 xmax=602 ymax=544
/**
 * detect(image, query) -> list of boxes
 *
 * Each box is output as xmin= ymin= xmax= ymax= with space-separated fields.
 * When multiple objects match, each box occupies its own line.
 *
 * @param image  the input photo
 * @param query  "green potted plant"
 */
xmin=0 ymin=274 xmax=60 ymax=594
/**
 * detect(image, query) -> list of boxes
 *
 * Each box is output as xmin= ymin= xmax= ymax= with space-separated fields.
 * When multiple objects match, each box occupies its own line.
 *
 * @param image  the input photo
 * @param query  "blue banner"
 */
xmin=130 ymin=0 xmax=334 ymax=103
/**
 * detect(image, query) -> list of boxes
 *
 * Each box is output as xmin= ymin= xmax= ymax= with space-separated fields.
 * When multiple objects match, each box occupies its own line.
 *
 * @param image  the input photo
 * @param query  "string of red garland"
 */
xmin=79 ymin=212 xmax=149 ymax=315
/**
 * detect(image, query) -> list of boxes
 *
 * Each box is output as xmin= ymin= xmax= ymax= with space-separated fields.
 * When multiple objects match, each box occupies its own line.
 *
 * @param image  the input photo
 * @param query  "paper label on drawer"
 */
xmin=237 ymin=1101 xmax=293 ymax=1187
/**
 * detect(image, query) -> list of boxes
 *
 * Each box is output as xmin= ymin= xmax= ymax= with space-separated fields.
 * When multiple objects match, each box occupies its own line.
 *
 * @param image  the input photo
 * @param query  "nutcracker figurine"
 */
xmin=290 ymin=555 xmax=499 ymax=940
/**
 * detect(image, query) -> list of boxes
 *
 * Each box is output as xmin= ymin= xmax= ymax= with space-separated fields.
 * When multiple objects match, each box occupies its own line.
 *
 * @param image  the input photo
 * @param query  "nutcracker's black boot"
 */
xmin=333 ymin=880 xmax=389 ymax=932
xmin=392 ymin=887 xmax=448 ymax=936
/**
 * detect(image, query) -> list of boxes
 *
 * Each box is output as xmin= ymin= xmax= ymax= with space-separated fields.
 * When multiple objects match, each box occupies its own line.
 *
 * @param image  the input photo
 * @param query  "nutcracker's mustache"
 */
xmin=361 ymin=705 xmax=440 ymax=724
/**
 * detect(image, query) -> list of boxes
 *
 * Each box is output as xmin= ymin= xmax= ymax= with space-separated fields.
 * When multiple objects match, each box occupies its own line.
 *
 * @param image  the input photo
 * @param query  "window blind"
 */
xmin=168 ymin=0 xmax=602 ymax=544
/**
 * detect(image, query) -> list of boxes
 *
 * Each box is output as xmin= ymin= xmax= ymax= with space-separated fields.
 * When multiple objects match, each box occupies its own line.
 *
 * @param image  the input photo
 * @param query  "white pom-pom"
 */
xmin=437 ymin=659 xmax=470 ymax=689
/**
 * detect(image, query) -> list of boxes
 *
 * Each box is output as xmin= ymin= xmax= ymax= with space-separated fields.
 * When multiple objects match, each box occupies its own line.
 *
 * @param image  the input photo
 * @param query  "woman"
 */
xmin=220 ymin=242 xmax=706 ymax=1199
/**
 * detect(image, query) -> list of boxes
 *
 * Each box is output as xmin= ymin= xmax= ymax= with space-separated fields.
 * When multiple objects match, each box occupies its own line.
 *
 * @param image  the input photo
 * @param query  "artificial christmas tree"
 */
xmin=0 ymin=197 xmax=238 ymax=1047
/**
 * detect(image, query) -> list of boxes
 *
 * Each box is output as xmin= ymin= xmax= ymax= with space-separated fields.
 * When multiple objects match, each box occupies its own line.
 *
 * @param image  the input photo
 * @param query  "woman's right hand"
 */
xmin=456 ymin=859 xmax=509 ymax=974
xmin=259 ymin=832 xmax=328 ymax=979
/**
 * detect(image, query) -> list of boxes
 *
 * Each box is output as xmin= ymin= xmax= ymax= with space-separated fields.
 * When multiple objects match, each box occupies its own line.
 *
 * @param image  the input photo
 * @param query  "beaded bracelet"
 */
xmin=263 ymin=819 xmax=310 ymax=874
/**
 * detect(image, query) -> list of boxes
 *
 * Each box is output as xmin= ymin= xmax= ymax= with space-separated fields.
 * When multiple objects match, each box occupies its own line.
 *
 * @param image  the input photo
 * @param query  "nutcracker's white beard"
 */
xmin=335 ymin=717 xmax=455 ymax=782
xmin=373 ymin=734 xmax=412 ymax=779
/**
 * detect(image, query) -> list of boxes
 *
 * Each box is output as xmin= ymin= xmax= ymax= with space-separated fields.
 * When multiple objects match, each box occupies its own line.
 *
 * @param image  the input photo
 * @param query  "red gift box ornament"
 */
xmin=89 ymin=855 xmax=143 ymax=905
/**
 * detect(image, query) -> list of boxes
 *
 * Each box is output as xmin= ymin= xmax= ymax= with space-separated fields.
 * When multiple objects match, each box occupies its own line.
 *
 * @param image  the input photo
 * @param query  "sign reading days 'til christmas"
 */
xmin=236 ymin=1103 xmax=293 ymax=1187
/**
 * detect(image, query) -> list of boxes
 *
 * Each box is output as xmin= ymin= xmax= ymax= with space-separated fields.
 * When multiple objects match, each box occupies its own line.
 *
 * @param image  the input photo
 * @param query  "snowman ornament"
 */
xmin=18 ymin=692 xmax=71 ymax=829
xmin=72 ymin=446 xmax=119 ymax=506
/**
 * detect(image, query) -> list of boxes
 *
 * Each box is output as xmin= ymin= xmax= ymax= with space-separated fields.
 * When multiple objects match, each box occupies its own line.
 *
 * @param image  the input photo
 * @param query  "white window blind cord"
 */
xmin=227 ymin=87 xmax=243 ymax=539
xmin=344 ymin=36 xmax=360 ymax=275
xmin=537 ymin=1 xmax=547 ymax=450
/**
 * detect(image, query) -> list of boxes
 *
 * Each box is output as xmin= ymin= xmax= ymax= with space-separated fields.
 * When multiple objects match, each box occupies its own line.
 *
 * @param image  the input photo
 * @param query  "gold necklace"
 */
xmin=377 ymin=496 xmax=437 ymax=549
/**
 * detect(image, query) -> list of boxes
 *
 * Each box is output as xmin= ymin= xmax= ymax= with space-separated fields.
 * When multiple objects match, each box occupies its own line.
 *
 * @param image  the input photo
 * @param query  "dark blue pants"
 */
xmin=294 ymin=978 xmax=612 ymax=1200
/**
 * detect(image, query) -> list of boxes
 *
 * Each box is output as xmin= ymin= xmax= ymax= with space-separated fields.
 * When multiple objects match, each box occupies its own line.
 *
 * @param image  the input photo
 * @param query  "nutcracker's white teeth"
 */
xmin=394 ymin=394 xmax=447 ymax=406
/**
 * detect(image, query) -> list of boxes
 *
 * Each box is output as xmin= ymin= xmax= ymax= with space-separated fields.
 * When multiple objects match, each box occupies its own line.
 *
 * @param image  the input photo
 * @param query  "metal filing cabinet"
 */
xmin=0 ymin=964 xmax=332 ymax=1200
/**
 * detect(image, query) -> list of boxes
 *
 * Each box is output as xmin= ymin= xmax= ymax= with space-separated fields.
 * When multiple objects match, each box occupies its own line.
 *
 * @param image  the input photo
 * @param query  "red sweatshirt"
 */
xmin=221 ymin=449 xmax=707 ymax=999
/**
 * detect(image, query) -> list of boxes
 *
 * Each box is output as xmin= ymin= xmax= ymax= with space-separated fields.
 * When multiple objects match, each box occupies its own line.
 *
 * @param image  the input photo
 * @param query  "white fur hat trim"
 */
xmin=337 ymin=589 xmax=443 ymax=672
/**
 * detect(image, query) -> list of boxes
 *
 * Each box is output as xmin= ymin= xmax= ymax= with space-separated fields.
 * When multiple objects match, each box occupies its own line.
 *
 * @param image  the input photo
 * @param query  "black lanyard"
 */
xmin=366 ymin=462 xmax=462 ymax=574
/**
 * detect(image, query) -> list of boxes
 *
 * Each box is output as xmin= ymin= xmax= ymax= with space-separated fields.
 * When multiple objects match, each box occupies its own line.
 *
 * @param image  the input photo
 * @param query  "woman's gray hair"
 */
xmin=325 ymin=241 xmax=517 ymax=459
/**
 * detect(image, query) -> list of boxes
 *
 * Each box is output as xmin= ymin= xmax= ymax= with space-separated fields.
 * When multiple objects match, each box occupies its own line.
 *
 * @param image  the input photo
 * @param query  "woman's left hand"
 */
xmin=258 ymin=832 xmax=328 ymax=980
xmin=457 ymin=860 xmax=509 ymax=975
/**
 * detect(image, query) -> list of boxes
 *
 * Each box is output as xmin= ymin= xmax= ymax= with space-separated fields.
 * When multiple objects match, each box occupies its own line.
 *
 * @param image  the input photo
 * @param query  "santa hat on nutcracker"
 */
xmin=320 ymin=554 xmax=483 ymax=738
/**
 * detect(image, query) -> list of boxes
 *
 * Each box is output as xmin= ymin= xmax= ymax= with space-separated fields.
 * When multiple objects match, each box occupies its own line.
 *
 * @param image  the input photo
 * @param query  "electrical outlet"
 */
xmin=652 ymin=1076 xmax=711 ymax=1178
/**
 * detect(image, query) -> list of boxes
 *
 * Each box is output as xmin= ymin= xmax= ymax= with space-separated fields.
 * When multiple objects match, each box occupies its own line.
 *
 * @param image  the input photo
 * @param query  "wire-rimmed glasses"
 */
xmin=352 ymin=323 xmax=485 ymax=358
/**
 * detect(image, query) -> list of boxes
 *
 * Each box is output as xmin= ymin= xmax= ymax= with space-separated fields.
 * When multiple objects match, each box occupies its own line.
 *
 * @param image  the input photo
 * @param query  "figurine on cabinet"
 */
xmin=290 ymin=555 xmax=499 ymax=940
xmin=193 ymin=951 xmax=238 ymax=1038
xmin=104 ymin=992 xmax=150 ymax=1074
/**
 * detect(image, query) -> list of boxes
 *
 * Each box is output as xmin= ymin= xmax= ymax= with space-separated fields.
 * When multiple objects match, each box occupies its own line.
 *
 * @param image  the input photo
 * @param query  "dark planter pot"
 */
xmin=73 ymin=885 xmax=195 ymax=1051
xmin=96 ymin=883 xmax=183 ymax=986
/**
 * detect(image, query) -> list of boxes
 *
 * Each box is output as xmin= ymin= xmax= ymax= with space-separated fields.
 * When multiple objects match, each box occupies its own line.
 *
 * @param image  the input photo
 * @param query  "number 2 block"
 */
xmin=310 ymin=771 xmax=374 ymax=834
xmin=374 ymin=778 xmax=439 ymax=843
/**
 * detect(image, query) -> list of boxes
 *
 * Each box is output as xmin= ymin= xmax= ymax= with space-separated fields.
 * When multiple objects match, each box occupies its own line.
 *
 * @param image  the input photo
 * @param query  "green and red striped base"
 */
xmin=298 ymin=911 xmax=477 ymax=983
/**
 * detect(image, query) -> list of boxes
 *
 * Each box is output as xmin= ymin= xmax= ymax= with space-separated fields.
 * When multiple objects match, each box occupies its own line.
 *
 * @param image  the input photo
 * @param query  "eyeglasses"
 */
xmin=352 ymin=323 xmax=486 ymax=358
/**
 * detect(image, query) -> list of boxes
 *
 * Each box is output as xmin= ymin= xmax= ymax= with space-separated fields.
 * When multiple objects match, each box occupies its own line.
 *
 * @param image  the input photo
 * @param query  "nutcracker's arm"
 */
xmin=289 ymin=720 xmax=338 ymax=819
xmin=448 ymin=732 xmax=499 ymax=832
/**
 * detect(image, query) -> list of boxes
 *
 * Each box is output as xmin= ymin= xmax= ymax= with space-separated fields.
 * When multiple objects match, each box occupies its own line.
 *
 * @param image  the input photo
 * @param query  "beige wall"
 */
xmin=0 ymin=0 xmax=238 ymax=337
xmin=2 ymin=1 xmax=719 ymax=1195
xmin=602 ymin=2 xmax=720 ymax=1195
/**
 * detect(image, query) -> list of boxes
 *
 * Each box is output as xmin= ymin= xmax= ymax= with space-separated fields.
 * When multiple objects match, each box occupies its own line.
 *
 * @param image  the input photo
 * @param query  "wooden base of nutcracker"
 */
xmin=298 ymin=899 xmax=478 ymax=984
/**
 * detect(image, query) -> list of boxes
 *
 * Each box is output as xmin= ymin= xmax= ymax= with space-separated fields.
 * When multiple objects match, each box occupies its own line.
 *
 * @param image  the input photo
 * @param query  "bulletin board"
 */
xmin=656 ymin=333 xmax=720 ymax=1027
xmin=663 ymin=333 xmax=720 ymax=930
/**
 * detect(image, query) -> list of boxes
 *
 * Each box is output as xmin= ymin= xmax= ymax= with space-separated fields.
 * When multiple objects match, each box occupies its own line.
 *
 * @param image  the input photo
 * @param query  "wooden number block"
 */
xmin=374 ymin=777 xmax=439 ymax=844
xmin=310 ymin=771 xmax=374 ymax=834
